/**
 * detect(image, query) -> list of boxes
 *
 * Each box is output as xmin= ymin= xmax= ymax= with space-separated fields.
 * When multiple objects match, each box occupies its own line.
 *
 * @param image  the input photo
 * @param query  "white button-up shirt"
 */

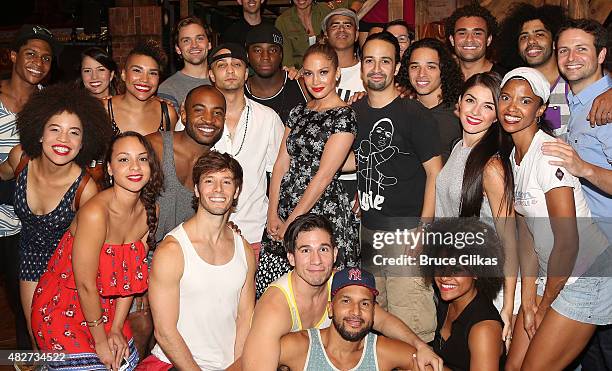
xmin=214 ymin=97 xmax=284 ymax=243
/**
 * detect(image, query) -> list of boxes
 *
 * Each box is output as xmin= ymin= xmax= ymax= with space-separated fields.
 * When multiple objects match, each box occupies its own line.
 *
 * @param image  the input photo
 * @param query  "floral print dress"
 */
xmin=255 ymin=104 xmax=360 ymax=298
xmin=31 ymin=231 xmax=148 ymax=370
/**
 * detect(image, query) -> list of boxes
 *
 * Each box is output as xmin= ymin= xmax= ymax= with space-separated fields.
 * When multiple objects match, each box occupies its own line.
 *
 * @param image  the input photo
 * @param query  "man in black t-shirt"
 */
xmin=244 ymin=24 xmax=307 ymax=123
xmin=221 ymin=0 xmax=267 ymax=46
xmin=351 ymin=32 xmax=443 ymax=343
xmin=405 ymin=38 xmax=462 ymax=163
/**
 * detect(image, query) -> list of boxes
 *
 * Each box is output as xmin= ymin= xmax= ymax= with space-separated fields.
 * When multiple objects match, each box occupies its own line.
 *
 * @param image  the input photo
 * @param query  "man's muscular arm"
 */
xmin=234 ymin=239 xmax=256 ymax=359
xmin=376 ymin=336 xmax=437 ymax=371
xmin=241 ymin=288 xmax=293 ymax=371
xmin=149 ymin=237 xmax=199 ymax=370
xmin=373 ymin=305 xmax=444 ymax=371
xmin=278 ymin=331 xmax=309 ymax=370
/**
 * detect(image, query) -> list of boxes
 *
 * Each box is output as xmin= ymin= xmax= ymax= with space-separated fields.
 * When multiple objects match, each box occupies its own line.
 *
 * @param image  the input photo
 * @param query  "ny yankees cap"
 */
xmin=332 ymin=267 xmax=379 ymax=298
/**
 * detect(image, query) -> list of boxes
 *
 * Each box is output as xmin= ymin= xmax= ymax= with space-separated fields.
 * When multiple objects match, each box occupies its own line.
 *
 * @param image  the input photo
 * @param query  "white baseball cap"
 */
xmin=501 ymin=67 xmax=551 ymax=103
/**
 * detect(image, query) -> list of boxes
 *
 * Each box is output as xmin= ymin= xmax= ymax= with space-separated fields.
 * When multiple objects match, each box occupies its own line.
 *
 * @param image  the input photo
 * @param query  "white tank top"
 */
xmin=151 ymin=223 xmax=248 ymax=370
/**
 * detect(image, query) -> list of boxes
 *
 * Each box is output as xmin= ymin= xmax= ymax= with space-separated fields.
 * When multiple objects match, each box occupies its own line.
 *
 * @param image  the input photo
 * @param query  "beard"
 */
xmin=366 ymin=72 xmax=389 ymax=91
xmin=521 ymin=46 xmax=553 ymax=68
xmin=332 ymin=315 xmax=372 ymax=342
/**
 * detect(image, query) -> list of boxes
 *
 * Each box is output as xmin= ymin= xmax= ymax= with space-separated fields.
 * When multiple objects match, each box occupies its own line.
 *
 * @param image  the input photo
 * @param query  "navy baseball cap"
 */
xmin=332 ymin=268 xmax=378 ymax=297
xmin=11 ymin=24 xmax=62 ymax=56
xmin=208 ymin=43 xmax=248 ymax=66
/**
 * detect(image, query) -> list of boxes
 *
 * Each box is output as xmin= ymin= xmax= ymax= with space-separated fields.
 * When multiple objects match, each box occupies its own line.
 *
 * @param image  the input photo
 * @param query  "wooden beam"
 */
xmin=180 ymin=0 xmax=189 ymax=17
xmin=388 ymin=0 xmax=403 ymax=22
xmin=356 ymin=0 xmax=380 ymax=20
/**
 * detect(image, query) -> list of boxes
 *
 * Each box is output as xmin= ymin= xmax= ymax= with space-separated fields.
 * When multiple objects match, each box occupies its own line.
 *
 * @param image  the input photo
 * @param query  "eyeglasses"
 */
xmin=396 ymin=35 xmax=410 ymax=43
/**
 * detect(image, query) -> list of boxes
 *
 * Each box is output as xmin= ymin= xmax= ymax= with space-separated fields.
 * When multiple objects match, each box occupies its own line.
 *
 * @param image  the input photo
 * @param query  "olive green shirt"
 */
xmin=275 ymin=0 xmax=353 ymax=68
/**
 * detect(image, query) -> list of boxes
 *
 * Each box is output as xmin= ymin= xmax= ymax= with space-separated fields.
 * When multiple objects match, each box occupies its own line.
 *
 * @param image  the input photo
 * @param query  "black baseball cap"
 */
xmin=11 ymin=24 xmax=62 ymax=57
xmin=245 ymin=23 xmax=284 ymax=48
xmin=208 ymin=43 xmax=248 ymax=66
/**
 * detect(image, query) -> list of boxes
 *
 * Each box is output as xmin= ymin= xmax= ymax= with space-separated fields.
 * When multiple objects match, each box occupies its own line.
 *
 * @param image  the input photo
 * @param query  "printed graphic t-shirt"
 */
xmin=511 ymin=130 xmax=608 ymax=280
xmin=353 ymin=96 xmax=441 ymax=230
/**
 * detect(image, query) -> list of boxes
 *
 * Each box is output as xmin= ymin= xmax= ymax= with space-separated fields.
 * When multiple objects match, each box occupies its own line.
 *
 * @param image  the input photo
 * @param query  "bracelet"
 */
xmin=86 ymin=315 xmax=104 ymax=327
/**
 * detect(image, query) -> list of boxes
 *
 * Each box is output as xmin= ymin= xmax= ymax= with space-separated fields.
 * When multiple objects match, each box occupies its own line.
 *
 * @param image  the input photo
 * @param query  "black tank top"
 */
xmin=433 ymin=291 xmax=506 ymax=371
xmin=107 ymin=98 xmax=171 ymax=135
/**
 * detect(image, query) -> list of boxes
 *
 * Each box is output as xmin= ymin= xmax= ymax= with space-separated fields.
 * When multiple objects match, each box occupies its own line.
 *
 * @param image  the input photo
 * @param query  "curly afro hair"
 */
xmin=17 ymin=82 xmax=113 ymax=167
xmin=445 ymin=3 xmax=498 ymax=41
xmin=420 ymin=218 xmax=504 ymax=301
xmin=497 ymin=3 xmax=566 ymax=70
xmin=126 ymin=39 xmax=167 ymax=73
xmin=397 ymin=38 xmax=464 ymax=105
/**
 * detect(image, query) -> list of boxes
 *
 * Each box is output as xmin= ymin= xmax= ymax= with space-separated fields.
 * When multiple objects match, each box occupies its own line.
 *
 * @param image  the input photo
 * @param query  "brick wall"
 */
xmin=108 ymin=6 xmax=162 ymax=68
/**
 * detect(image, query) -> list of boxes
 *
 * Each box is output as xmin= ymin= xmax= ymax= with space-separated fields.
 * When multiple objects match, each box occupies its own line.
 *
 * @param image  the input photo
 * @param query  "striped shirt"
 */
xmin=545 ymin=76 xmax=571 ymax=137
xmin=0 ymin=100 xmax=20 ymax=237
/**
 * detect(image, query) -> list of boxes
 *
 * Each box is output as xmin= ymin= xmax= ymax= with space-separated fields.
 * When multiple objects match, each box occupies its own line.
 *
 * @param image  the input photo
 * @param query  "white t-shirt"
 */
xmin=214 ymin=97 xmax=284 ymax=243
xmin=512 ymin=130 xmax=609 ymax=282
xmin=337 ymin=62 xmax=364 ymax=182
xmin=337 ymin=62 xmax=365 ymax=102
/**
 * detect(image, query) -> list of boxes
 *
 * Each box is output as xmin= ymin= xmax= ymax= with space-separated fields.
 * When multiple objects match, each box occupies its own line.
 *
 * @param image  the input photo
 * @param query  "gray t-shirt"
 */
xmin=158 ymin=71 xmax=211 ymax=111
xmin=435 ymin=140 xmax=493 ymax=220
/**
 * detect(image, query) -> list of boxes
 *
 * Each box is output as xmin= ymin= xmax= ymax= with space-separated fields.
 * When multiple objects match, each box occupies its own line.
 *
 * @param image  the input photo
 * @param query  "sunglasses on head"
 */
xmin=32 ymin=25 xmax=53 ymax=37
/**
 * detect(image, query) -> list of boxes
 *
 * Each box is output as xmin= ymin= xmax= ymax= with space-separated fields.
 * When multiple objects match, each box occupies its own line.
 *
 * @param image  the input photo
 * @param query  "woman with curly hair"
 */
xmin=399 ymin=38 xmax=463 ymax=162
xmin=0 ymin=82 xmax=112 ymax=348
xmin=421 ymin=218 xmax=506 ymax=370
xmin=106 ymin=40 xmax=178 ymax=135
xmin=79 ymin=47 xmax=121 ymax=100
xmin=31 ymin=132 xmax=163 ymax=370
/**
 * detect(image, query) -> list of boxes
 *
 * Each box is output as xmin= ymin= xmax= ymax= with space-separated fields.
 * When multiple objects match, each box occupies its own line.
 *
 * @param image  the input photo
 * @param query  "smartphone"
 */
xmin=118 ymin=357 xmax=129 ymax=371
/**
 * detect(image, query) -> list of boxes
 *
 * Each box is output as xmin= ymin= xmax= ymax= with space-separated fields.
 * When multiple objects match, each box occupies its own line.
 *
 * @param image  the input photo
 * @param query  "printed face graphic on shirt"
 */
xmin=357 ymin=118 xmax=409 ymax=211
xmin=370 ymin=119 xmax=393 ymax=149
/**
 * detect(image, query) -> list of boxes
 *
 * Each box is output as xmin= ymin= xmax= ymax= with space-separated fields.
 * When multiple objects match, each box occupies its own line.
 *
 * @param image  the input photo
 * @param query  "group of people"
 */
xmin=0 ymin=1 xmax=611 ymax=370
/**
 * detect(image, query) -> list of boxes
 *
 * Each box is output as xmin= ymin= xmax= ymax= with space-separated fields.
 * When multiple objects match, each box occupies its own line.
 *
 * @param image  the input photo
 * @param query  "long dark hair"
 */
xmin=79 ymin=47 xmax=121 ymax=95
xmin=397 ymin=38 xmax=464 ymax=105
xmin=459 ymin=73 xmax=514 ymax=217
xmin=103 ymin=132 xmax=164 ymax=248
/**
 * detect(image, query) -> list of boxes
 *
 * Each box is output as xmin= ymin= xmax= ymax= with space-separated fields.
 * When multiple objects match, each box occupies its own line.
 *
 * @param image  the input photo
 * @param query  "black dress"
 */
xmin=255 ymin=104 xmax=360 ymax=298
xmin=433 ymin=291 xmax=506 ymax=371
xmin=14 ymin=165 xmax=84 ymax=281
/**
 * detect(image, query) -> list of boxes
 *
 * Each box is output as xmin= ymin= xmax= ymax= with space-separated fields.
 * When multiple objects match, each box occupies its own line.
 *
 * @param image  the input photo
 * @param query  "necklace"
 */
xmin=233 ymin=104 xmax=250 ymax=157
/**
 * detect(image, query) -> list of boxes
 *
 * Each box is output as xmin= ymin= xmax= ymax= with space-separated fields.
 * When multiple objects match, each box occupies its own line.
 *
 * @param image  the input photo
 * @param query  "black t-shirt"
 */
xmin=433 ymin=292 xmax=505 ymax=371
xmin=245 ymin=72 xmax=307 ymax=124
xmin=430 ymin=102 xmax=461 ymax=164
xmin=221 ymin=19 xmax=273 ymax=46
xmin=353 ymin=96 xmax=441 ymax=230
xmin=489 ymin=63 xmax=509 ymax=79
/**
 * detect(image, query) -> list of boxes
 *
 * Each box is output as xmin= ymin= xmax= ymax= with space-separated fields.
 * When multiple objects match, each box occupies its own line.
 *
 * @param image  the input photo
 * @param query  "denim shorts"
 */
xmin=537 ymin=248 xmax=612 ymax=325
